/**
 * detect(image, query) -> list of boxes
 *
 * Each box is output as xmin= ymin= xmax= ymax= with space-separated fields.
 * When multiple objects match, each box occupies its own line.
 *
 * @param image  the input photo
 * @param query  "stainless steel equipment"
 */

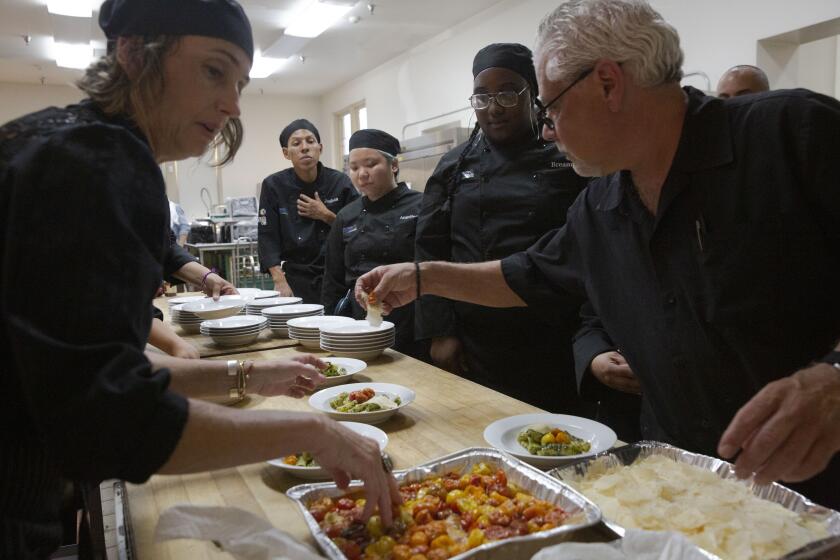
xmin=398 ymin=124 xmax=472 ymax=192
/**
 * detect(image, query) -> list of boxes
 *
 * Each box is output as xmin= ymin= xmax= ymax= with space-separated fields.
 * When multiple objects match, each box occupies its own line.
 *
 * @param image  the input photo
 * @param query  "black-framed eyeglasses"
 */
xmin=469 ymin=86 xmax=529 ymax=110
xmin=535 ymin=67 xmax=594 ymax=130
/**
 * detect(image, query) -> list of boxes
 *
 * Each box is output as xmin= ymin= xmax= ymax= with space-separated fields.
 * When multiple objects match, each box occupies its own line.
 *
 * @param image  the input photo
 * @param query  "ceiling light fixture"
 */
xmin=250 ymin=52 xmax=289 ymax=79
xmin=284 ymin=1 xmax=354 ymax=39
xmin=47 ymin=0 xmax=93 ymax=18
xmin=52 ymin=40 xmax=94 ymax=69
xmin=348 ymin=15 xmax=360 ymax=24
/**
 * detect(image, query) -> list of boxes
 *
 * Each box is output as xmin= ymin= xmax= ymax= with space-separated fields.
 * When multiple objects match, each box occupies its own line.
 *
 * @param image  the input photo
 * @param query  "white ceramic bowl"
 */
xmin=316 ymin=357 xmax=367 ymax=388
xmin=309 ymin=382 xmax=414 ymax=425
xmin=200 ymin=315 xmax=267 ymax=331
xmin=182 ymin=300 xmax=245 ymax=320
xmin=286 ymin=315 xmax=355 ymax=330
xmin=208 ymin=332 xmax=261 ymax=347
xmin=483 ymin=413 xmax=617 ymax=469
xmin=266 ymin=421 xmax=388 ymax=479
xmin=319 ymin=321 xmax=395 ymax=336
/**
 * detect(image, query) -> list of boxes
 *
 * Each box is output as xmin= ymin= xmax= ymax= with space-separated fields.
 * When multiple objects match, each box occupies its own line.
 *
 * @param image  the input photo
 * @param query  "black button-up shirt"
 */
xmin=415 ymin=132 xmax=590 ymax=411
xmin=0 ymin=100 xmax=188 ymax=556
xmin=257 ymin=162 xmax=357 ymax=301
xmin=322 ymin=183 xmax=424 ymax=357
xmin=503 ymin=87 xmax=840 ymax=457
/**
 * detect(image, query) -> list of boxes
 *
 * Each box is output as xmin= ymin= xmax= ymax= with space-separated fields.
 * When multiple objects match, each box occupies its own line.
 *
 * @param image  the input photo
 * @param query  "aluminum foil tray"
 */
xmin=548 ymin=441 xmax=840 ymax=560
xmin=287 ymin=446 xmax=602 ymax=560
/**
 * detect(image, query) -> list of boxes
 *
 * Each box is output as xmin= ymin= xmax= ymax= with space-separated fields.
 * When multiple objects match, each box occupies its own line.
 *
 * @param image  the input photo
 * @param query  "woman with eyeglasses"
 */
xmin=414 ymin=43 xmax=591 ymax=412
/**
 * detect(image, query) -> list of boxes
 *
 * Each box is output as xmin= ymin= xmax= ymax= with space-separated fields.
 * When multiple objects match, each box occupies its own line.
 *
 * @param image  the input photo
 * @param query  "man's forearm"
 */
xmin=422 ymin=261 xmax=525 ymax=308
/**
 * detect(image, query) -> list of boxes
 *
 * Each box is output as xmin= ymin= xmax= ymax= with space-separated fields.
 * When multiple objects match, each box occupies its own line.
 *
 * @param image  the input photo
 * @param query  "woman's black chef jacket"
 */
xmin=0 ymin=101 xmax=188 ymax=558
xmin=258 ymin=162 xmax=358 ymax=303
xmin=415 ymin=132 xmax=589 ymax=412
xmin=322 ymin=183 xmax=428 ymax=360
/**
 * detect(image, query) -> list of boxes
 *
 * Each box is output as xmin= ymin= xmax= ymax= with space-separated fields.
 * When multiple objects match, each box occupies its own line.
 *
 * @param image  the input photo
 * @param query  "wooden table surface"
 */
xmin=127 ymin=345 xmax=554 ymax=559
xmin=153 ymin=294 xmax=300 ymax=358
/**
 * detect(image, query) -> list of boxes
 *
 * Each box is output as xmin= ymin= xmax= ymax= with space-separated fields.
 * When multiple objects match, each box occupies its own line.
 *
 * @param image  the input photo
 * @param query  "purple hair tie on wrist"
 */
xmin=201 ymin=268 xmax=218 ymax=287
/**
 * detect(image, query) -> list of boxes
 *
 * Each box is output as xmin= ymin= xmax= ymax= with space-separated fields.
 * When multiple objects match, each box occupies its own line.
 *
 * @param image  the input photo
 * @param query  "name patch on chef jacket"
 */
xmin=324 ymin=197 xmax=339 ymax=204
xmin=399 ymin=214 xmax=418 ymax=221
xmin=277 ymin=207 xmax=289 ymax=215
xmin=342 ymin=225 xmax=357 ymax=237
xmin=461 ymin=170 xmax=475 ymax=180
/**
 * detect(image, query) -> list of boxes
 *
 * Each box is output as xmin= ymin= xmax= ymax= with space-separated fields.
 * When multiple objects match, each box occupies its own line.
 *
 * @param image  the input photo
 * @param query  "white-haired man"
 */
xmin=356 ymin=0 xmax=840 ymax=508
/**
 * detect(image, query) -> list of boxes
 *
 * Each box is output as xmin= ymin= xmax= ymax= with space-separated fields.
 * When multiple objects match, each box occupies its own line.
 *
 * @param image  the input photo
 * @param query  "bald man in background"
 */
xmin=717 ymin=65 xmax=770 ymax=98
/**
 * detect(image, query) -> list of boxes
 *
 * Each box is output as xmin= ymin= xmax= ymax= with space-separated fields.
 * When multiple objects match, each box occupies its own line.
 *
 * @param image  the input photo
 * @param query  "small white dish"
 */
xmin=483 ymin=413 xmax=617 ymax=469
xmin=267 ymin=421 xmax=387 ymax=479
xmin=317 ymin=357 xmax=367 ymax=388
xmin=309 ymin=382 xmax=414 ymax=425
xmin=262 ymin=304 xmax=325 ymax=316
xmin=286 ymin=315 xmax=356 ymax=330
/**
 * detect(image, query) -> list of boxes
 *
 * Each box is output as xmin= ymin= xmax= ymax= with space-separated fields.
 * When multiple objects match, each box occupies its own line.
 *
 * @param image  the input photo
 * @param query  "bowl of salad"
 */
xmin=308 ymin=382 xmax=415 ymax=425
xmin=266 ymin=421 xmax=388 ymax=480
xmin=316 ymin=357 xmax=367 ymax=388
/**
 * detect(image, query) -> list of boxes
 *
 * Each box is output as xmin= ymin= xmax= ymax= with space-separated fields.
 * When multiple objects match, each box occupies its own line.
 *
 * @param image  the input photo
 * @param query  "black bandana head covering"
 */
xmin=472 ymin=43 xmax=538 ymax=96
xmin=348 ymin=129 xmax=401 ymax=157
xmin=279 ymin=119 xmax=321 ymax=147
xmin=99 ymin=0 xmax=254 ymax=62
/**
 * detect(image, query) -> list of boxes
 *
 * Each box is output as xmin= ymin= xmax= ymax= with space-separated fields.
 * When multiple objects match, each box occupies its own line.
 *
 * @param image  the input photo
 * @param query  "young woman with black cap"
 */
xmin=0 ymin=2 xmax=398 ymax=556
xmin=322 ymin=129 xmax=429 ymax=360
xmin=258 ymin=119 xmax=358 ymax=303
xmin=414 ymin=43 xmax=591 ymax=412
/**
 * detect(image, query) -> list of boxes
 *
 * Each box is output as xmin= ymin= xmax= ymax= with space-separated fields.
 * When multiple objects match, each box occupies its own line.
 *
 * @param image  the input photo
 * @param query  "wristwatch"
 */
xmin=819 ymin=351 xmax=840 ymax=370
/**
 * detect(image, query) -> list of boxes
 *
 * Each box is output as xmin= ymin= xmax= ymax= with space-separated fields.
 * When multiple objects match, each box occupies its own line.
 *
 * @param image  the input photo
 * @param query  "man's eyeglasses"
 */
xmin=469 ymin=86 xmax=529 ymax=110
xmin=535 ymin=67 xmax=594 ymax=130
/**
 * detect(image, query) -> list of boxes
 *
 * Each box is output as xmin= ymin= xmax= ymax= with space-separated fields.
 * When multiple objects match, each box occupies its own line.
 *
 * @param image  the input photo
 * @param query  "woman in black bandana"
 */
xmin=322 ymin=129 xmax=429 ymax=360
xmin=414 ymin=43 xmax=592 ymax=412
xmin=0 ymin=2 xmax=398 ymax=556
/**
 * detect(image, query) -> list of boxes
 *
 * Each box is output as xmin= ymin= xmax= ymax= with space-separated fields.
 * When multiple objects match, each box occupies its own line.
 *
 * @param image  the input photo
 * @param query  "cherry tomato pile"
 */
xmin=348 ymin=388 xmax=376 ymax=404
xmin=307 ymin=462 xmax=569 ymax=560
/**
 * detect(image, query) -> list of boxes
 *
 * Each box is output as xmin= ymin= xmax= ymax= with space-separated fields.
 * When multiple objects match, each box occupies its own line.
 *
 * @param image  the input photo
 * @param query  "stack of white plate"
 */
xmin=319 ymin=321 xmax=395 ymax=360
xmin=262 ymin=304 xmax=325 ymax=337
xmin=245 ymin=296 xmax=302 ymax=316
xmin=199 ymin=315 xmax=268 ymax=347
xmin=170 ymin=304 xmax=204 ymax=334
xmin=286 ymin=315 xmax=355 ymax=348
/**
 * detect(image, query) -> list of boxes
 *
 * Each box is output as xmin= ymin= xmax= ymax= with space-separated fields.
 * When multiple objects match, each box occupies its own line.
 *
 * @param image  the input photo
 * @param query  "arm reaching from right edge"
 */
xmin=355 ymin=261 xmax=525 ymax=314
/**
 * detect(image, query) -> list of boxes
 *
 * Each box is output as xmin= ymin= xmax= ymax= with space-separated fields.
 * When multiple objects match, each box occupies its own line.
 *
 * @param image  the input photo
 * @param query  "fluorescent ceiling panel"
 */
xmin=47 ymin=0 xmax=93 ymax=18
xmin=285 ymin=1 xmax=353 ymax=39
xmin=52 ymin=40 xmax=94 ymax=69
xmin=250 ymin=53 xmax=289 ymax=79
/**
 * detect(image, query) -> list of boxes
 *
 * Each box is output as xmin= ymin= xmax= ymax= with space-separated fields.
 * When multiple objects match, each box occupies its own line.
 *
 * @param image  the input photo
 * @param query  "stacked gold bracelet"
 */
xmin=226 ymin=359 xmax=251 ymax=400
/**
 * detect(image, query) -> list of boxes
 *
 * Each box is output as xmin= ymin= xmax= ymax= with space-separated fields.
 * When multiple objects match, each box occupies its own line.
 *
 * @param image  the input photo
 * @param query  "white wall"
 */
xmin=0 ymin=82 xmax=323 ymax=221
xmin=0 ymin=82 xmax=84 ymax=125
xmin=319 ymin=0 xmax=840 ymax=167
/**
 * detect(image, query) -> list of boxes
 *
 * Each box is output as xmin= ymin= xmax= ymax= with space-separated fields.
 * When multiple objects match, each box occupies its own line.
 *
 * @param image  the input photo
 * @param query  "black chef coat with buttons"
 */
xmin=258 ymin=162 xmax=358 ymax=302
xmin=322 ymin=182 xmax=427 ymax=359
xmin=0 ymin=100 xmax=188 ymax=557
xmin=502 ymin=87 xmax=840 ymax=507
xmin=415 ymin=132 xmax=590 ymax=412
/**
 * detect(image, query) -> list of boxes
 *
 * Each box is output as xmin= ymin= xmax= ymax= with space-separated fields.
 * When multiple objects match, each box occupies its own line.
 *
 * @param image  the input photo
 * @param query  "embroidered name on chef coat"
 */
xmin=461 ymin=170 xmax=475 ymax=180
xmin=277 ymin=207 xmax=289 ymax=215
xmin=399 ymin=214 xmax=418 ymax=221
xmin=342 ymin=225 xmax=358 ymax=236
xmin=324 ymin=197 xmax=339 ymax=204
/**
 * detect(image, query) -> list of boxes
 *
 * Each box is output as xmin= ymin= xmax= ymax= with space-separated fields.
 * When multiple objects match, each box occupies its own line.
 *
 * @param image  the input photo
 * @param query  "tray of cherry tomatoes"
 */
xmin=286 ymin=447 xmax=601 ymax=560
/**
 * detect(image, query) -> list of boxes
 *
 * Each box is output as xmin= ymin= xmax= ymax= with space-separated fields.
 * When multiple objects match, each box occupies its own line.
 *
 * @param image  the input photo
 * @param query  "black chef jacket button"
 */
xmin=673 ymin=357 xmax=687 ymax=368
xmin=699 ymin=418 xmax=711 ymax=428
xmin=385 ymin=225 xmax=391 ymax=231
xmin=666 ymin=296 xmax=676 ymax=305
